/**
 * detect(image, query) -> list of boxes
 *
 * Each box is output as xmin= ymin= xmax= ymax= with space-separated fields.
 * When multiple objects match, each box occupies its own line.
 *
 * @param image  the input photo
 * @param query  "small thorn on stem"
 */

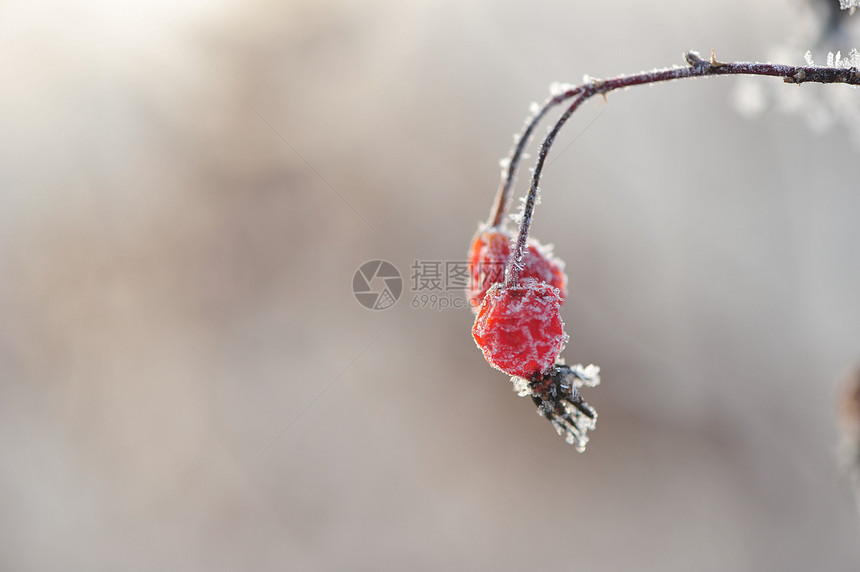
xmin=709 ymin=49 xmax=725 ymax=68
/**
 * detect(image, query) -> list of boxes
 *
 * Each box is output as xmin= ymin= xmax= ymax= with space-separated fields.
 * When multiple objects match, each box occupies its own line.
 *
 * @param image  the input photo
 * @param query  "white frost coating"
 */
xmin=512 ymin=376 xmax=532 ymax=396
xmin=804 ymin=50 xmax=814 ymax=65
xmin=569 ymin=363 xmax=601 ymax=388
xmin=548 ymin=81 xmax=575 ymax=96
xmin=529 ymin=101 xmax=541 ymax=115
xmin=821 ymin=50 xmax=860 ymax=69
xmin=840 ymin=0 xmax=859 ymax=10
xmin=499 ymin=157 xmax=511 ymax=169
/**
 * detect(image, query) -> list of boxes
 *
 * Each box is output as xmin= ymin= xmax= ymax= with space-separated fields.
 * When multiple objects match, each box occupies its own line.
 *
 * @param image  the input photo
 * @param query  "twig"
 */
xmin=503 ymin=50 xmax=860 ymax=285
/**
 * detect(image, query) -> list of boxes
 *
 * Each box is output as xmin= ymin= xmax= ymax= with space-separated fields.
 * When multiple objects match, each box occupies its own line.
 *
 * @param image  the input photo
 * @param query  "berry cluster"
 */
xmin=463 ymin=49 xmax=860 ymax=451
xmin=467 ymin=183 xmax=599 ymax=449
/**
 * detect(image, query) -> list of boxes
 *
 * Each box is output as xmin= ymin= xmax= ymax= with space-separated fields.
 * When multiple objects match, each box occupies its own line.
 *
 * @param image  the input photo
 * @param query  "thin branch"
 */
xmin=503 ymin=50 xmax=860 ymax=285
xmin=487 ymin=95 xmax=567 ymax=228
xmin=504 ymin=93 xmax=588 ymax=286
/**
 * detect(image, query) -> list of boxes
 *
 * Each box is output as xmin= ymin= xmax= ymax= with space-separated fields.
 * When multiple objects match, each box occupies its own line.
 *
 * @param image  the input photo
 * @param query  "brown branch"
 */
xmin=502 ymin=50 xmax=860 ymax=286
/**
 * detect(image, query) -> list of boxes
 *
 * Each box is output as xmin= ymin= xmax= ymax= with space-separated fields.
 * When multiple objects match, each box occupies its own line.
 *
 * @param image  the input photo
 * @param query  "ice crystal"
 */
xmin=549 ymin=81 xmax=576 ymax=96
xmin=527 ymin=362 xmax=600 ymax=451
xmin=731 ymin=3 xmax=860 ymax=149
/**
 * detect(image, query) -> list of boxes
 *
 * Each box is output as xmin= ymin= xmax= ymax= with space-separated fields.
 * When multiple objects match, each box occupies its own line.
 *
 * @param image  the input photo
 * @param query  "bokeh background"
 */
xmin=2 ymin=1 xmax=860 ymax=570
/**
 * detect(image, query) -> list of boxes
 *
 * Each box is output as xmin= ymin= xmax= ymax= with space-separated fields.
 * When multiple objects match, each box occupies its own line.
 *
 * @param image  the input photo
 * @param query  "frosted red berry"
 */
xmin=472 ymin=278 xmax=568 ymax=378
xmin=466 ymin=227 xmax=567 ymax=311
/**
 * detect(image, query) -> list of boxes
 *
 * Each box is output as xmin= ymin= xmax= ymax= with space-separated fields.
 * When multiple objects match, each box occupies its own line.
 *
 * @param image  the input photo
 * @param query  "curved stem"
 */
xmin=503 ymin=50 xmax=860 ymax=286
xmin=487 ymin=98 xmax=561 ymax=228
xmin=504 ymin=92 xmax=590 ymax=286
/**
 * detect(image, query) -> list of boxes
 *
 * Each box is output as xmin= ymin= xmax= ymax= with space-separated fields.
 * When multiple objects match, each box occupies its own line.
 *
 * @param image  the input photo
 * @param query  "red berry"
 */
xmin=472 ymin=278 xmax=568 ymax=378
xmin=466 ymin=227 xmax=567 ymax=311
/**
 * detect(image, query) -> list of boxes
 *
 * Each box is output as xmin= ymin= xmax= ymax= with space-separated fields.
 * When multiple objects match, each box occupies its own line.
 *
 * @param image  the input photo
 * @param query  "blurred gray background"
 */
xmin=2 ymin=0 xmax=860 ymax=570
